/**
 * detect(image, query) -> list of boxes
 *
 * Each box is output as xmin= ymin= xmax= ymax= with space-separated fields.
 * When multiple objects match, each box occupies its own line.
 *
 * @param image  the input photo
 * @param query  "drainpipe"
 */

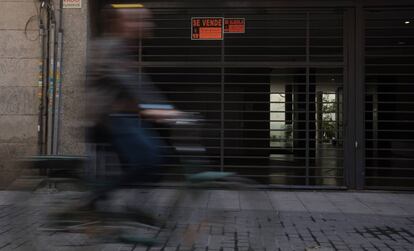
xmin=38 ymin=3 xmax=48 ymax=155
xmin=46 ymin=16 xmax=56 ymax=155
xmin=52 ymin=0 xmax=64 ymax=155
xmin=37 ymin=0 xmax=63 ymax=155
xmin=39 ymin=1 xmax=54 ymax=155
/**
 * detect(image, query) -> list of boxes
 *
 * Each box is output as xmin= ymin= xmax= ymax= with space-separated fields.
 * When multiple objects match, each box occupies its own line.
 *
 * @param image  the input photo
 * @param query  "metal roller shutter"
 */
xmin=364 ymin=9 xmax=414 ymax=190
xmin=139 ymin=7 xmax=347 ymax=187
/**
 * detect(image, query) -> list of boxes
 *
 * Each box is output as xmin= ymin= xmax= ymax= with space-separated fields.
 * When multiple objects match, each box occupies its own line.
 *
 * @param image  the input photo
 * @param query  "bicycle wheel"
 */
xmin=153 ymin=173 xmax=271 ymax=251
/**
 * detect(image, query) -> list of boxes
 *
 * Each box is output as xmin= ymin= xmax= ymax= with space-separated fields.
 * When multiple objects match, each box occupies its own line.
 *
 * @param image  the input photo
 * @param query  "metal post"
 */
xmin=53 ymin=32 xmax=63 ymax=155
xmin=52 ymin=0 xmax=64 ymax=155
xmin=343 ymin=8 xmax=357 ymax=188
xmin=47 ymin=21 xmax=56 ymax=155
xmin=305 ymin=12 xmax=310 ymax=186
xmin=38 ymin=20 xmax=48 ymax=155
xmin=220 ymin=28 xmax=225 ymax=172
xmin=40 ymin=4 xmax=51 ymax=156
xmin=355 ymin=2 xmax=366 ymax=189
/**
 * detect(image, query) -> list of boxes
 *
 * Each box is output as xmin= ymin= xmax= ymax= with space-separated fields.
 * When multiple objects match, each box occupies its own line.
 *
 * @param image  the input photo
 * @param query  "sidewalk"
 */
xmin=0 ymin=189 xmax=413 ymax=250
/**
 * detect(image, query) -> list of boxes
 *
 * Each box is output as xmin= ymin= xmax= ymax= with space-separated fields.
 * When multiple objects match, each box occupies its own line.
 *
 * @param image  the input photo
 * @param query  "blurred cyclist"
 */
xmin=85 ymin=4 xmax=180 ymax=214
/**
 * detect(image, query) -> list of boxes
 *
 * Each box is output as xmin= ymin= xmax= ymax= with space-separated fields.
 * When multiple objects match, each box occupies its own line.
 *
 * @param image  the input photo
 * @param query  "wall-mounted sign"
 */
xmin=191 ymin=17 xmax=224 ymax=40
xmin=63 ymin=0 xmax=82 ymax=9
xmin=224 ymin=18 xmax=245 ymax=33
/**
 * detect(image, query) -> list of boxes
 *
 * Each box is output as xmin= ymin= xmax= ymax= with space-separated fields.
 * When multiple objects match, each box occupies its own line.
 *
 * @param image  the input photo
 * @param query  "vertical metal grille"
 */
xmin=140 ymin=8 xmax=346 ymax=187
xmin=365 ymin=9 xmax=414 ymax=190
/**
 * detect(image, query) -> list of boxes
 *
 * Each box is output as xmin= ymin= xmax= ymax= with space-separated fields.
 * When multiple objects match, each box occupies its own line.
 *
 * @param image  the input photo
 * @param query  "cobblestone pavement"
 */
xmin=0 ymin=190 xmax=413 ymax=251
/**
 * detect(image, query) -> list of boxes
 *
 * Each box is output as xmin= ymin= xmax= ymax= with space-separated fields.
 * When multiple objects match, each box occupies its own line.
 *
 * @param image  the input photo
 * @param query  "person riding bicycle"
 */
xmin=85 ymin=4 xmax=181 ymax=215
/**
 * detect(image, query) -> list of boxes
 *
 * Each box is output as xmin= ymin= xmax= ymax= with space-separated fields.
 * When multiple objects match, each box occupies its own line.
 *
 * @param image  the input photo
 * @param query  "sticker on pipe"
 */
xmin=63 ymin=0 xmax=82 ymax=8
xmin=224 ymin=18 xmax=245 ymax=33
xmin=191 ymin=17 xmax=224 ymax=40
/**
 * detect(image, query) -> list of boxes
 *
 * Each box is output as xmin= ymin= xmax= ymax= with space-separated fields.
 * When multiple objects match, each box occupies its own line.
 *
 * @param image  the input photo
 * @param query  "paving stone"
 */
xmin=0 ymin=190 xmax=413 ymax=250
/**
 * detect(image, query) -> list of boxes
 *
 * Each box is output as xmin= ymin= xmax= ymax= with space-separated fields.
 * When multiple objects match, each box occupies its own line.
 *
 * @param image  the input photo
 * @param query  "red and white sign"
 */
xmin=63 ymin=0 xmax=82 ymax=9
xmin=191 ymin=17 xmax=224 ymax=40
xmin=224 ymin=18 xmax=245 ymax=33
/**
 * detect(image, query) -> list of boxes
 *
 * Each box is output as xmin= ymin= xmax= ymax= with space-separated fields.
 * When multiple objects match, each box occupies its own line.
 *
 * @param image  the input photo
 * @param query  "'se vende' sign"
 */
xmin=191 ymin=17 xmax=224 ymax=40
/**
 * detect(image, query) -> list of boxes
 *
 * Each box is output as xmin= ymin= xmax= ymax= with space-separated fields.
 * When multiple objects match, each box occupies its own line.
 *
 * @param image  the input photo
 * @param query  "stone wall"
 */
xmin=0 ymin=0 xmax=40 ymax=188
xmin=0 ymin=0 xmax=88 ymax=188
xmin=57 ymin=0 xmax=88 ymax=155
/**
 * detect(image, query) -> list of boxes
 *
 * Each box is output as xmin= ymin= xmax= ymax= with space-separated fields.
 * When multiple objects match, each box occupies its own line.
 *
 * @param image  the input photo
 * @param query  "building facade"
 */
xmin=0 ymin=0 xmax=413 ymax=190
xmin=0 ymin=0 xmax=87 ymax=188
xmin=96 ymin=0 xmax=414 ymax=190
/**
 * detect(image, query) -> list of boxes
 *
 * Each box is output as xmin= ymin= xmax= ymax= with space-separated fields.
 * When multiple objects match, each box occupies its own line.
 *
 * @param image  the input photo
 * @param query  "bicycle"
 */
xmin=14 ymin=113 xmax=265 ymax=250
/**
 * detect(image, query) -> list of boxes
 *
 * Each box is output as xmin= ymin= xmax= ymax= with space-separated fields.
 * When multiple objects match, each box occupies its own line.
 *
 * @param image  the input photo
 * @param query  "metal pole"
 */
xmin=52 ymin=0 xmax=64 ymax=154
xmin=355 ymin=2 xmax=366 ymax=189
xmin=53 ymin=31 xmax=63 ymax=155
xmin=38 ymin=17 xmax=48 ymax=155
xmin=47 ymin=21 xmax=56 ymax=155
xmin=305 ymin=12 xmax=310 ymax=186
xmin=343 ymin=8 xmax=356 ymax=188
xmin=39 ymin=3 xmax=51 ymax=155
xmin=220 ymin=25 xmax=225 ymax=172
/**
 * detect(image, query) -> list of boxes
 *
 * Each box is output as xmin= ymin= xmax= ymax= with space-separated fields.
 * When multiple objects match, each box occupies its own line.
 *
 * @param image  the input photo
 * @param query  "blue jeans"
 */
xmin=87 ymin=115 xmax=163 ymax=206
xmin=109 ymin=115 xmax=162 ymax=180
